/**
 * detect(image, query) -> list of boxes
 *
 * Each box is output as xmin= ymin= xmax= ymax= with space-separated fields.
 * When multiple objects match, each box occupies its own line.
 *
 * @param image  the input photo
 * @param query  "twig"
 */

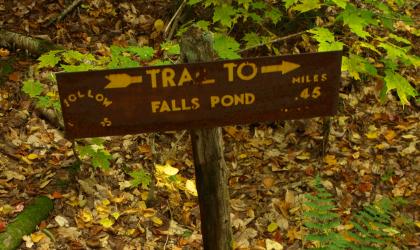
xmin=45 ymin=0 xmax=83 ymax=27
xmin=239 ymin=30 xmax=307 ymax=53
xmin=164 ymin=0 xmax=187 ymax=40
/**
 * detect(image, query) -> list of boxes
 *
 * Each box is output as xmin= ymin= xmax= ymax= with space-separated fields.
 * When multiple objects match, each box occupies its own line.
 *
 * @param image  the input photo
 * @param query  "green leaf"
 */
xmin=160 ymin=41 xmax=180 ymax=55
xmin=330 ymin=0 xmax=348 ymax=8
xmin=91 ymin=150 xmax=112 ymax=170
xmin=62 ymin=50 xmax=85 ymax=64
xmin=61 ymin=64 xmax=101 ymax=72
xmin=342 ymin=54 xmax=377 ymax=80
xmin=213 ymin=4 xmax=237 ymax=27
xmin=214 ymin=34 xmax=241 ymax=59
xmin=38 ymin=50 xmax=63 ymax=69
xmin=35 ymin=96 xmax=53 ymax=109
xmin=195 ymin=20 xmax=210 ymax=30
xmin=243 ymin=32 xmax=261 ymax=49
xmin=250 ymin=1 xmax=266 ymax=10
xmin=265 ymin=8 xmax=282 ymax=24
xmin=337 ymin=4 xmax=378 ymax=38
xmin=22 ymin=79 xmax=43 ymax=98
xmin=308 ymin=27 xmax=344 ymax=52
xmin=129 ymin=169 xmax=151 ymax=189
xmin=284 ymin=0 xmax=299 ymax=9
xmin=187 ymin=0 xmax=202 ymax=5
xmin=384 ymin=70 xmax=417 ymax=105
xmin=291 ymin=0 xmax=322 ymax=13
xmin=127 ymin=46 xmax=155 ymax=60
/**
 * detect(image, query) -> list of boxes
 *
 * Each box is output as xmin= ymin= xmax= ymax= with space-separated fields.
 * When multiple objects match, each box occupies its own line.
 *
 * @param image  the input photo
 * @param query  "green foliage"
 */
xmin=214 ymin=33 xmax=241 ymax=59
xmin=308 ymin=28 xmax=344 ymax=52
xmin=77 ymin=138 xmax=112 ymax=170
xmin=304 ymin=176 xmax=410 ymax=249
xmin=108 ymin=45 xmax=156 ymax=69
xmin=348 ymin=198 xmax=401 ymax=249
xmin=303 ymin=175 xmax=350 ymax=249
xmin=129 ymin=169 xmax=151 ymax=189
xmin=185 ymin=0 xmax=417 ymax=105
xmin=22 ymin=79 xmax=43 ymax=98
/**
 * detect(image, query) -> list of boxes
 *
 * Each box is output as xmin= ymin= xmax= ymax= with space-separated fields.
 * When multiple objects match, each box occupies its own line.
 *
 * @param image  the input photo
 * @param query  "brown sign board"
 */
xmin=57 ymin=51 xmax=342 ymax=139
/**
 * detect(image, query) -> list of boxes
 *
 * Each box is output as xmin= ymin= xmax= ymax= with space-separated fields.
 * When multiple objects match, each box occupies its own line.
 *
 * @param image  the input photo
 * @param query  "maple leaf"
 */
xmin=129 ymin=169 xmax=151 ymax=189
xmin=22 ymin=79 xmax=43 ymax=98
xmin=284 ymin=0 xmax=299 ymax=9
xmin=384 ymin=70 xmax=417 ymax=105
xmin=37 ymin=50 xmax=63 ymax=69
xmin=214 ymin=33 xmax=241 ymax=59
xmin=330 ymin=0 xmax=348 ymax=8
xmin=213 ymin=4 xmax=237 ymax=27
xmin=291 ymin=0 xmax=322 ymax=13
xmin=243 ymin=32 xmax=261 ymax=49
xmin=265 ymin=8 xmax=282 ymax=24
xmin=308 ymin=27 xmax=344 ymax=52
xmin=338 ymin=4 xmax=378 ymax=38
xmin=342 ymin=54 xmax=377 ymax=80
xmin=127 ymin=46 xmax=155 ymax=60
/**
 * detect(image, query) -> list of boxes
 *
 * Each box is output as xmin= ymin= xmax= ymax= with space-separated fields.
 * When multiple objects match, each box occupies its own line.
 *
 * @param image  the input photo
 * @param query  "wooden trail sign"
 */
xmin=57 ymin=51 xmax=342 ymax=139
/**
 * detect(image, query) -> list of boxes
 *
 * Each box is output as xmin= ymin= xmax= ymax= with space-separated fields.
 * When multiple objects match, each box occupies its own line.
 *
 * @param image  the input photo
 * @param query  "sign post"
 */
xmin=181 ymin=28 xmax=233 ymax=249
xmin=56 ymin=28 xmax=342 ymax=250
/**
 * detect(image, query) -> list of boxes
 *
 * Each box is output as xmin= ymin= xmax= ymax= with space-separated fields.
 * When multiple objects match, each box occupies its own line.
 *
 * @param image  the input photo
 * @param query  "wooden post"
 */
xmin=180 ymin=27 xmax=233 ymax=250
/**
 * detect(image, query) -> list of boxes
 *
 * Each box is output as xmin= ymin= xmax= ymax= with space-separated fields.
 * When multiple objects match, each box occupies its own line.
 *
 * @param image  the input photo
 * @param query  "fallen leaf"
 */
xmin=383 ymin=129 xmax=396 ymax=143
xmin=8 ymin=71 xmax=20 ymax=82
xmin=263 ymin=176 xmax=275 ymax=188
xmin=55 ymin=215 xmax=69 ymax=227
xmin=156 ymin=163 xmax=179 ymax=176
xmin=0 ymin=220 xmax=6 ymax=232
xmin=267 ymin=222 xmax=279 ymax=232
xmin=99 ymin=217 xmax=114 ymax=228
xmin=0 ymin=48 xmax=10 ymax=57
xmin=324 ymin=155 xmax=337 ymax=165
xmin=152 ymin=216 xmax=163 ymax=225
xmin=266 ymin=239 xmax=283 ymax=250
xmin=31 ymin=231 xmax=45 ymax=243
xmin=154 ymin=19 xmax=164 ymax=32
xmin=185 ymin=179 xmax=198 ymax=196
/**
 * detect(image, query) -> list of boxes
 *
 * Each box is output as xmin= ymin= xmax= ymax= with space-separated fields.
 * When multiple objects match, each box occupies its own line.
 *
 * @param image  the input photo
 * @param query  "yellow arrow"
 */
xmin=104 ymin=74 xmax=143 ymax=89
xmin=261 ymin=61 xmax=300 ymax=74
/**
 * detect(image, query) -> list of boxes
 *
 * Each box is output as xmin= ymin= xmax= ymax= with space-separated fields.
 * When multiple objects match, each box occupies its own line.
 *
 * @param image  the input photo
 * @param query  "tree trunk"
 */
xmin=180 ymin=27 xmax=233 ymax=250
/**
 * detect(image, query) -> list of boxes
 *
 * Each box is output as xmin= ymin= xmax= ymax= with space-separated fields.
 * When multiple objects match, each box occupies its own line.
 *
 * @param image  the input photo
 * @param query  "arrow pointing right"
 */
xmin=261 ymin=61 xmax=300 ymax=74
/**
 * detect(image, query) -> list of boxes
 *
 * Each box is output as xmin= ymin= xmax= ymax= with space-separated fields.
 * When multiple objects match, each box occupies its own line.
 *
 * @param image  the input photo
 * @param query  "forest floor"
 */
xmin=0 ymin=0 xmax=419 ymax=249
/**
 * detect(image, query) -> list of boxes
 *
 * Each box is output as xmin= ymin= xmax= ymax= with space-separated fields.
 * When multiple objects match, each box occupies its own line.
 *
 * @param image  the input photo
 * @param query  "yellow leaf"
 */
xmin=156 ymin=163 xmax=179 ymax=176
xmin=0 ymin=48 xmax=10 ymax=57
xmin=20 ymin=156 xmax=33 ymax=165
xmin=324 ymin=154 xmax=337 ymax=165
xmin=101 ymin=199 xmax=110 ymax=206
xmin=384 ymin=129 xmax=396 ymax=143
xmin=267 ymin=222 xmax=278 ymax=232
xmin=415 ymin=221 xmax=420 ymax=228
xmin=126 ymin=228 xmax=136 ymax=235
xmin=27 ymin=153 xmax=38 ymax=160
xmin=365 ymin=131 xmax=378 ymax=139
xmin=296 ymin=151 xmax=311 ymax=160
xmin=185 ymin=180 xmax=198 ymax=196
xmin=31 ymin=232 xmax=45 ymax=243
xmin=266 ymin=239 xmax=283 ymax=250
xmin=111 ymin=212 xmax=120 ymax=220
xmin=80 ymin=209 xmax=93 ymax=222
xmin=143 ymin=208 xmax=156 ymax=218
xmin=154 ymin=19 xmax=165 ymax=32
xmin=151 ymin=216 xmax=163 ymax=225
xmin=99 ymin=217 xmax=114 ymax=228
xmin=238 ymin=153 xmax=247 ymax=159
